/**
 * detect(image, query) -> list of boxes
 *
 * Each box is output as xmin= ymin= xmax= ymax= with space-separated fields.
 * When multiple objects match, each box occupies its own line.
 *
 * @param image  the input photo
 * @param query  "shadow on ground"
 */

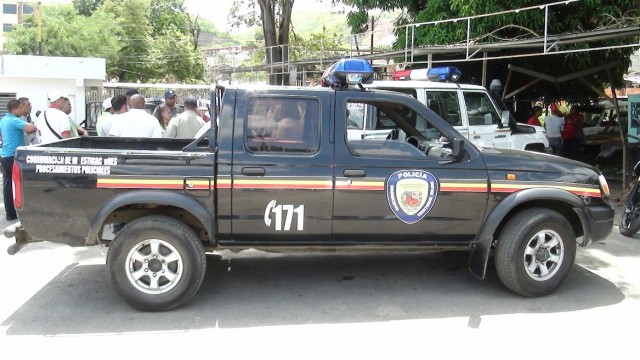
xmin=2 ymin=250 xmax=624 ymax=335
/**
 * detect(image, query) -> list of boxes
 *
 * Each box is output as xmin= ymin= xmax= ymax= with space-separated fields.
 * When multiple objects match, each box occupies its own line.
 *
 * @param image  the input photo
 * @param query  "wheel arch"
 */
xmin=87 ymin=190 xmax=215 ymax=245
xmin=469 ymin=187 xmax=585 ymax=279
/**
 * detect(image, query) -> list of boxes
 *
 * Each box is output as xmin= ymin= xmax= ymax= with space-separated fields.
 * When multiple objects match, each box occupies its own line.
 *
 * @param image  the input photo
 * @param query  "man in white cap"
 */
xmin=34 ymin=89 xmax=72 ymax=144
xmin=95 ymin=97 xmax=114 ymax=136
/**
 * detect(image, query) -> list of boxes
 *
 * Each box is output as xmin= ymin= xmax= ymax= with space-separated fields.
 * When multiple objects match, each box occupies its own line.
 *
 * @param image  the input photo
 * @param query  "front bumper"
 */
xmin=579 ymin=204 xmax=615 ymax=247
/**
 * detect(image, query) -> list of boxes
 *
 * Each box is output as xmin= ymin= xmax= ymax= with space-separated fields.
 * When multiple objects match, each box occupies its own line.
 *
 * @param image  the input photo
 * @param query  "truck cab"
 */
xmin=348 ymin=67 xmax=550 ymax=153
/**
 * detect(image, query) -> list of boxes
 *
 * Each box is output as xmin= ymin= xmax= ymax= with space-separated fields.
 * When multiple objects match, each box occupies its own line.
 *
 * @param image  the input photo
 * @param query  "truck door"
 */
xmin=462 ymin=90 xmax=511 ymax=149
xmin=333 ymin=92 xmax=489 ymax=244
xmin=229 ymin=93 xmax=334 ymax=243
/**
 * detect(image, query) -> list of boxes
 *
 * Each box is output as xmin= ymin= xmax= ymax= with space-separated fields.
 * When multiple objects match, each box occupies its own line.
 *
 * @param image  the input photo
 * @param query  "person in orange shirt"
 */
xmin=527 ymin=106 xmax=543 ymax=126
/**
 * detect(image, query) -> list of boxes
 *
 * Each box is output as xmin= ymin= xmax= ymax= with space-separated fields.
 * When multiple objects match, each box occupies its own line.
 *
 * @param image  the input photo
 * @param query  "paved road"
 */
xmin=0 ymin=189 xmax=639 ymax=358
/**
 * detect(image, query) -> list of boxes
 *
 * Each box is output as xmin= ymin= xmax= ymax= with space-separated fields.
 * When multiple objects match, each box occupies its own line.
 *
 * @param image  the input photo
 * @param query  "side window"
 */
xmin=346 ymin=101 xmax=450 ymax=159
xmin=463 ymin=91 xmax=502 ymax=126
xmin=346 ymin=102 xmax=364 ymax=129
xmin=425 ymin=91 xmax=461 ymax=126
xmin=245 ymin=97 xmax=319 ymax=154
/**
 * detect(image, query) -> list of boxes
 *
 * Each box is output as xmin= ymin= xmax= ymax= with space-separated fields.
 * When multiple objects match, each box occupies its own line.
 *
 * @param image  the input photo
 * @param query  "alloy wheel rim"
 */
xmin=523 ymin=229 xmax=564 ymax=281
xmin=125 ymin=239 xmax=183 ymax=294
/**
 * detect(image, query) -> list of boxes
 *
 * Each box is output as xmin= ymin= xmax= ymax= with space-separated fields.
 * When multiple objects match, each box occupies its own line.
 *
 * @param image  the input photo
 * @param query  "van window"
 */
xmin=463 ymin=91 xmax=502 ymax=126
xmin=425 ymin=91 xmax=461 ymax=126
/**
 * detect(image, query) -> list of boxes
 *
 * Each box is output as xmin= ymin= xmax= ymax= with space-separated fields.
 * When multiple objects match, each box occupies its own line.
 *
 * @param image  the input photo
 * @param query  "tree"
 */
xmin=97 ymin=0 xmax=207 ymax=82
xmin=4 ymin=4 xmax=123 ymax=76
xmin=231 ymin=0 xmax=296 ymax=84
xmin=72 ymin=0 xmax=105 ymax=17
xmin=335 ymin=0 xmax=640 ymax=103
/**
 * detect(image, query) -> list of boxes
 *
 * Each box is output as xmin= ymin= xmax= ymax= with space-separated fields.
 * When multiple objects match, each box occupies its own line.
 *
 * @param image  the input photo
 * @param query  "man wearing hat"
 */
xmin=34 ymin=89 xmax=73 ymax=144
xmin=164 ymin=90 xmax=183 ymax=118
xmin=164 ymin=95 xmax=204 ymax=138
xmin=95 ymin=97 xmax=115 ymax=136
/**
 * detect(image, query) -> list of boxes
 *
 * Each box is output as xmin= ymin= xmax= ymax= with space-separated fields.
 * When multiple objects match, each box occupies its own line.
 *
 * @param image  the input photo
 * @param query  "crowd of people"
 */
xmin=527 ymin=103 xmax=584 ymax=159
xmin=0 ymin=87 xmax=211 ymax=223
xmin=95 ymin=89 xmax=210 ymax=139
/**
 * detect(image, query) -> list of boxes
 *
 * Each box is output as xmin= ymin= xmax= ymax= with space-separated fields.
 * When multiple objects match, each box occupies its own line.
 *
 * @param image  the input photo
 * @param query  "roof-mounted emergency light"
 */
xmin=321 ymin=59 xmax=375 ymax=88
xmin=392 ymin=67 xmax=462 ymax=82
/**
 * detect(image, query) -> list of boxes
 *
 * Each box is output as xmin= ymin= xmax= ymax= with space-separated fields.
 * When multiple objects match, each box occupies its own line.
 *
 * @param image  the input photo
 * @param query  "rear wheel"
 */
xmin=495 ymin=208 xmax=576 ymax=297
xmin=106 ymin=215 xmax=206 ymax=311
xmin=619 ymin=197 xmax=640 ymax=237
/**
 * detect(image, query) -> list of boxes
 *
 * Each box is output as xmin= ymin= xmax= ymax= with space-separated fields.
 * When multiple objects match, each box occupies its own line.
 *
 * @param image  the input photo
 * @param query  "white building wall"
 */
xmin=0 ymin=54 xmax=105 ymax=122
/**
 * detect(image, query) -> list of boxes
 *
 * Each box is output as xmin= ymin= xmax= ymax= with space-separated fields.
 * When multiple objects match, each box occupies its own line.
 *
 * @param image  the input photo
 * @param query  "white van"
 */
xmin=348 ymin=68 xmax=551 ymax=152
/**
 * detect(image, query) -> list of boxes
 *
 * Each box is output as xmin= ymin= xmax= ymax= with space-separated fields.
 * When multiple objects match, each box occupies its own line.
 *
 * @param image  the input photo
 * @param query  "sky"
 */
xmin=184 ymin=0 xmax=331 ymax=31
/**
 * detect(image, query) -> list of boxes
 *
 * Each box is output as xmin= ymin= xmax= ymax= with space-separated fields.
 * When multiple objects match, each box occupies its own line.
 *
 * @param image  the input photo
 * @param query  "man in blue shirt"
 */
xmin=0 ymin=99 xmax=37 ymax=221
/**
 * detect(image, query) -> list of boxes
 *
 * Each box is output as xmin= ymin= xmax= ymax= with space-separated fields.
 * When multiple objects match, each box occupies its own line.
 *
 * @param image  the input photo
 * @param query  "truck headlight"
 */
xmin=598 ymin=174 xmax=610 ymax=197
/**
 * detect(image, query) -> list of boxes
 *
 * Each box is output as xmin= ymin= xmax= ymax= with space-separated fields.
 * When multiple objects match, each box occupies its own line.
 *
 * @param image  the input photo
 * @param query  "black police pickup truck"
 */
xmin=6 ymin=60 xmax=614 ymax=311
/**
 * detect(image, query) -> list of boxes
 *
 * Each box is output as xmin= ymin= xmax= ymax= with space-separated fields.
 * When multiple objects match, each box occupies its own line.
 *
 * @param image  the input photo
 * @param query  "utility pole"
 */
xmin=36 ymin=2 xmax=42 ymax=55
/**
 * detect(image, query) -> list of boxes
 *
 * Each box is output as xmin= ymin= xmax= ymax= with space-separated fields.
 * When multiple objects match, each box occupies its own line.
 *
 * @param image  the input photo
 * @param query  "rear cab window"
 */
xmin=245 ymin=97 xmax=320 ymax=154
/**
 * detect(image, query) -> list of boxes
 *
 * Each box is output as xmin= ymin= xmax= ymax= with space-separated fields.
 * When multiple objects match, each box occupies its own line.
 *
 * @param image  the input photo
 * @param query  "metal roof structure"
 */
xmin=216 ymin=1 xmax=639 ymax=87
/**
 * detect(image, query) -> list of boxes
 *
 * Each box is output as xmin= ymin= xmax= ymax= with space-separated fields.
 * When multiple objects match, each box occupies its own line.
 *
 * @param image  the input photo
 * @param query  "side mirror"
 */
xmin=451 ymin=137 xmax=466 ymax=161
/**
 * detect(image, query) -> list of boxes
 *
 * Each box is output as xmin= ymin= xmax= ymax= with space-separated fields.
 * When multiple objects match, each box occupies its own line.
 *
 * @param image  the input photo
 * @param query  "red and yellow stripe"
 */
xmin=96 ymin=176 xmax=601 ymax=197
xmin=491 ymin=181 xmax=601 ymax=197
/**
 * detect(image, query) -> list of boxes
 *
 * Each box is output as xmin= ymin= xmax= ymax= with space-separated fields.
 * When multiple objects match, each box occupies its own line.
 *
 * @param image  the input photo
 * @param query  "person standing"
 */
xmin=562 ymin=105 xmax=583 ymax=160
xmin=96 ymin=97 xmax=114 ymax=136
xmin=18 ymin=97 xmax=37 ymax=145
xmin=164 ymin=90 xmax=183 ymax=118
xmin=34 ymin=89 xmax=72 ymax=144
xmin=527 ymin=106 xmax=543 ymax=126
xmin=544 ymin=103 xmax=565 ymax=156
xmin=109 ymin=94 xmax=162 ymax=138
xmin=0 ymin=100 xmax=37 ymax=221
xmin=125 ymin=88 xmax=139 ymax=108
xmin=163 ymin=95 xmax=205 ymax=138
xmin=153 ymin=104 xmax=171 ymax=136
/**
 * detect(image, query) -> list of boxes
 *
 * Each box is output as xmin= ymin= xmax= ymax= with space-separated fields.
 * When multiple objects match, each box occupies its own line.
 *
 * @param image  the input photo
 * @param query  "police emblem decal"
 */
xmin=386 ymin=170 xmax=438 ymax=224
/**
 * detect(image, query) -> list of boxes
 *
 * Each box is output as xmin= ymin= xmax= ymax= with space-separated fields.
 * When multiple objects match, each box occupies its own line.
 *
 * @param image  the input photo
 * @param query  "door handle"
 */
xmin=344 ymin=169 xmax=366 ymax=177
xmin=242 ymin=167 xmax=266 ymax=176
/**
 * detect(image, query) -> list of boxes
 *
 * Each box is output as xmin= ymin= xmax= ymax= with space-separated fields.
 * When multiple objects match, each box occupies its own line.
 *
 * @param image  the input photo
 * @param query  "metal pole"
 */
xmin=36 ymin=2 xmax=42 ymax=55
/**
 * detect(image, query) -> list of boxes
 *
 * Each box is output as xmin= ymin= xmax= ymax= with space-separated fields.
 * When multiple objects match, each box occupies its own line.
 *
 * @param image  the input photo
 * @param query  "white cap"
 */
xmin=102 ymin=97 xmax=113 ymax=111
xmin=47 ymin=89 xmax=68 ymax=102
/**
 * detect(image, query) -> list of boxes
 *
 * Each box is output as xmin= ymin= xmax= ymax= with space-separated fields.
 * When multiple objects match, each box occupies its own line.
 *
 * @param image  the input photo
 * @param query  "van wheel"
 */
xmin=495 ymin=208 xmax=576 ymax=297
xmin=106 ymin=215 xmax=206 ymax=311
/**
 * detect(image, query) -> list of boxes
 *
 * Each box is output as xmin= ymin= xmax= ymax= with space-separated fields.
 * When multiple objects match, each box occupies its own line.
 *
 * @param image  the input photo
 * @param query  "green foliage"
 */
xmin=290 ymin=26 xmax=347 ymax=61
xmin=72 ymin=0 xmax=105 ymax=17
xmin=4 ymin=4 xmax=123 ymax=77
xmin=6 ymin=0 xmax=207 ymax=83
xmin=148 ymin=0 xmax=190 ymax=37
xmin=337 ymin=0 xmax=640 ymax=101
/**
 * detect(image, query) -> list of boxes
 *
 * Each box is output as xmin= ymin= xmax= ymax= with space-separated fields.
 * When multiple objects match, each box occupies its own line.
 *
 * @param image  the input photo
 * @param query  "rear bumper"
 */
xmin=3 ymin=221 xmax=34 ymax=255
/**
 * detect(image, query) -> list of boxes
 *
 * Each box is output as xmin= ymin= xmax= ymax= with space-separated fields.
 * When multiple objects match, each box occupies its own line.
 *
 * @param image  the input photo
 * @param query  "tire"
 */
xmin=619 ymin=198 xmax=640 ymax=237
xmin=495 ymin=208 xmax=576 ymax=297
xmin=106 ymin=215 xmax=206 ymax=311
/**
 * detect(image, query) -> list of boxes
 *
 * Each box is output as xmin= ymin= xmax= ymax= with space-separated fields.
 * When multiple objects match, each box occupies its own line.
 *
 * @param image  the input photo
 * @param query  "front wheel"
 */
xmin=106 ymin=215 xmax=206 ymax=311
xmin=495 ymin=208 xmax=576 ymax=297
xmin=619 ymin=195 xmax=640 ymax=237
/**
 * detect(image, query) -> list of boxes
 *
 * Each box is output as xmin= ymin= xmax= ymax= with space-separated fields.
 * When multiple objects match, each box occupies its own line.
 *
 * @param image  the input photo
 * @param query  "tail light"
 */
xmin=12 ymin=161 xmax=22 ymax=209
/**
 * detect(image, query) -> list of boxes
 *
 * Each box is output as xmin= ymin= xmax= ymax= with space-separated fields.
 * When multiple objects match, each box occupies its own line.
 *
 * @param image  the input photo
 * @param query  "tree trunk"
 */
xmin=257 ymin=0 xmax=295 ymax=85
